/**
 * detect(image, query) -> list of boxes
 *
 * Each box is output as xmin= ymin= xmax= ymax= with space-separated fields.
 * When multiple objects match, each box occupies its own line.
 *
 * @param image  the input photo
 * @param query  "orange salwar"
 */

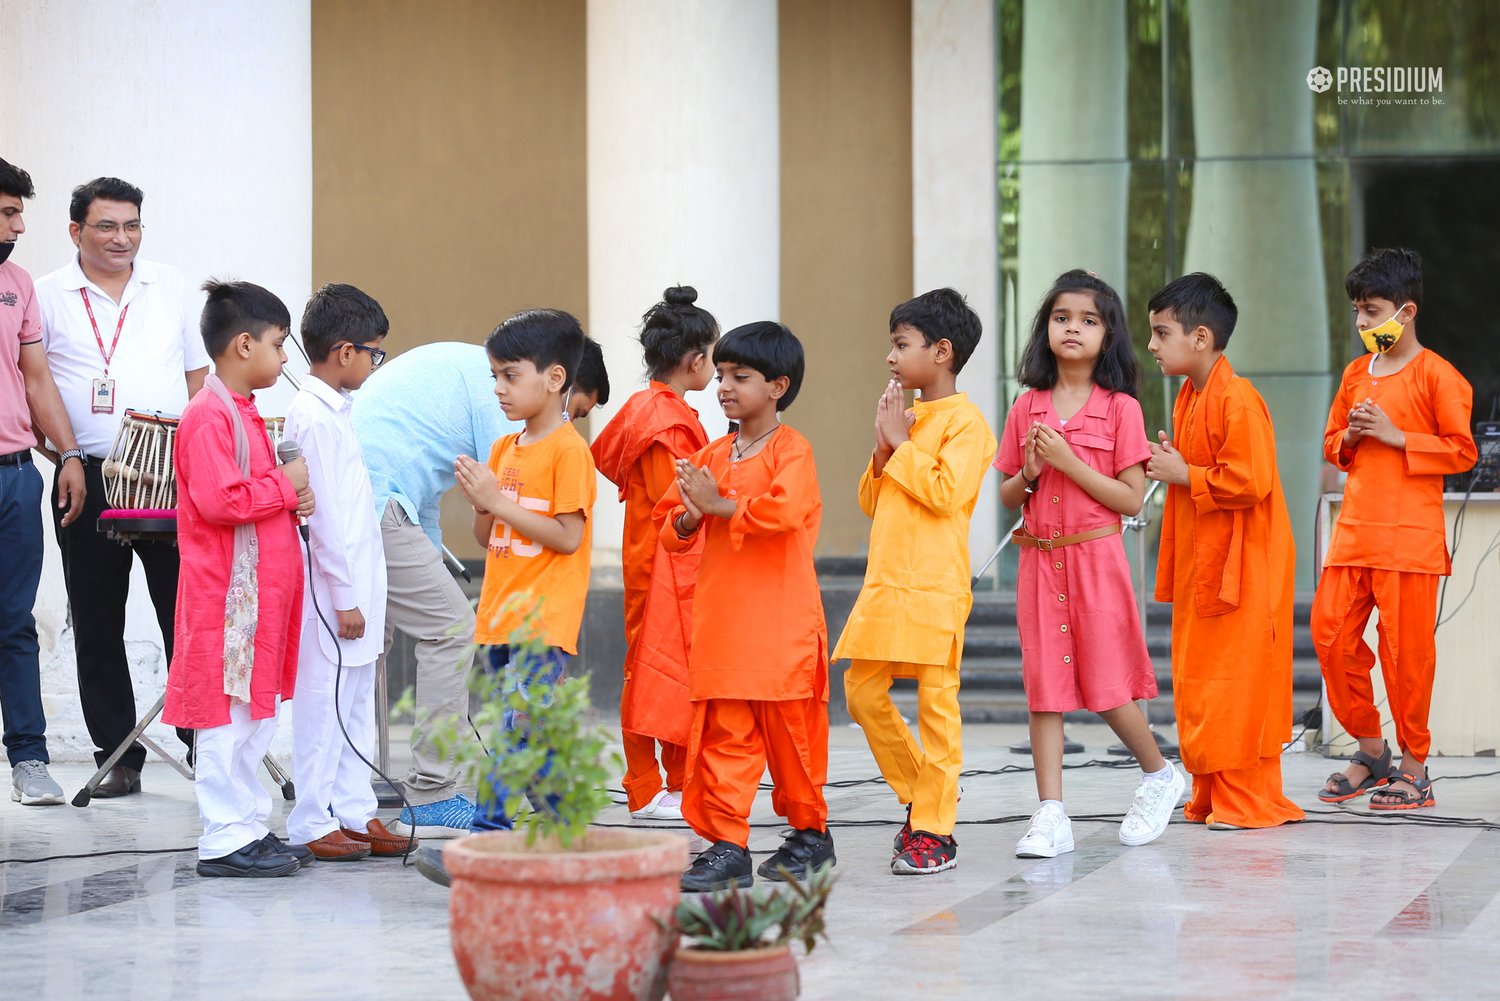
xmin=680 ymin=697 xmax=829 ymax=848
xmin=658 ymin=427 xmax=829 ymax=848
xmin=1313 ymin=349 xmax=1474 ymax=767
xmin=592 ymin=383 xmax=709 ymax=809
xmin=1155 ymin=356 xmax=1303 ymax=829
xmin=1313 ymin=568 xmax=1439 ymax=761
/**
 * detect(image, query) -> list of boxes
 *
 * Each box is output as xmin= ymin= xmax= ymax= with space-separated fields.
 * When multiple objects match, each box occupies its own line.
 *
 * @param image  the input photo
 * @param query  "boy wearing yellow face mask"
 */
xmin=1312 ymin=247 xmax=1477 ymax=812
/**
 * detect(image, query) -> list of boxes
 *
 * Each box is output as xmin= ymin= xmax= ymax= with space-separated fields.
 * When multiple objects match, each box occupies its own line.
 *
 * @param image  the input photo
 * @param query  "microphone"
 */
xmin=276 ymin=438 xmax=310 ymax=541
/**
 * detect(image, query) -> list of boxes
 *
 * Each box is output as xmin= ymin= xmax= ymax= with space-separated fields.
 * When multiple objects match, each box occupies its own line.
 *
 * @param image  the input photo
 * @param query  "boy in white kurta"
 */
xmin=284 ymin=284 xmax=410 ymax=860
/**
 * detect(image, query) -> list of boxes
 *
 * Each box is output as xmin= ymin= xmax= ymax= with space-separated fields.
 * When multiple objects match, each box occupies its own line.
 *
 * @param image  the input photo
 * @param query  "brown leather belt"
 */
xmin=1011 ymin=522 xmax=1121 ymax=552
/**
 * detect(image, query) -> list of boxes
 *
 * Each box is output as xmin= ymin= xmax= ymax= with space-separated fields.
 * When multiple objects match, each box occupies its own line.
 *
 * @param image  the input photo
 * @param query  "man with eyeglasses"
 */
xmin=34 ymin=177 xmax=210 ymax=798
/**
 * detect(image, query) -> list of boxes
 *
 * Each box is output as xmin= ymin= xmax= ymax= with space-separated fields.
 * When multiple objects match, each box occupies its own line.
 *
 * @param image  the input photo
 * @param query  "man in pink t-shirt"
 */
xmin=0 ymin=157 xmax=85 ymax=806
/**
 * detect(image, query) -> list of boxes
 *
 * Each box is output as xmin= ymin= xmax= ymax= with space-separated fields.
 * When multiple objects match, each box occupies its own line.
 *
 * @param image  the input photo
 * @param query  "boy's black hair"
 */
xmin=1345 ymin=247 xmax=1423 ymax=309
xmin=69 ymin=177 xmax=143 ymax=224
xmin=640 ymin=285 xmax=718 ymax=382
xmin=1017 ymin=269 xmax=1140 ymax=397
xmin=300 ymin=283 xmax=389 ymax=362
xmin=199 ymin=279 xmax=291 ymax=359
xmin=889 ymin=287 xmax=982 ymax=374
xmin=0 ymin=158 xmax=36 ymax=200
xmin=574 ymin=337 xmax=611 ymax=406
xmin=1147 ymin=272 xmax=1239 ymax=350
xmin=712 ymin=321 xmax=805 ymax=411
xmin=485 ymin=308 xmax=586 ymax=388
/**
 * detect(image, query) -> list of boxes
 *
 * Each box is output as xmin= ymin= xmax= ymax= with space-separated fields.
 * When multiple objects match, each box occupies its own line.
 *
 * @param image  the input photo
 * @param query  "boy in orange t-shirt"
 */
xmin=454 ymin=308 xmax=597 ymax=833
xmin=1314 ymin=248 xmax=1476 ymax=811
xmin=658 ymin=322 xmax=831 ymax=891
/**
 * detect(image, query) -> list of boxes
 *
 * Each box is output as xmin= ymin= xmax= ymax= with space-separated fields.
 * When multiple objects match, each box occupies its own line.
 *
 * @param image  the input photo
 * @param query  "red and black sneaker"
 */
xmin=892 ymin=805 xmax=912 ymax=858
xmin=891 ymin=830 xmax=958 ymax=875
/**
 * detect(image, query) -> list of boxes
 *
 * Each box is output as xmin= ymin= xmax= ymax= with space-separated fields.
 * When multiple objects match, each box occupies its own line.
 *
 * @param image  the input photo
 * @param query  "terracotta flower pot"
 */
xmin=446 ymin=828 xmax=689 ymax=1001
xmin=667 ymin=944 xmax=800 ymax=1000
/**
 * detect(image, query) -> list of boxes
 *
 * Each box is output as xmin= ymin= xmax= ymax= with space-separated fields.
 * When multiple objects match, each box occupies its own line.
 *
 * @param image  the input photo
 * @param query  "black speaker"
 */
xmin=1451 ymin=420 xmax=1500 ymax=492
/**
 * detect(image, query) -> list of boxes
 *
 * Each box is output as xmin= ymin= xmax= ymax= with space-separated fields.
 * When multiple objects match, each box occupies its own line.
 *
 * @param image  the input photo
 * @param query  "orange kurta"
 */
xmin=1154 ymin=356 xmax=1302 ymax=828
xmin=657 ymin=426 xmax=829 ymax=846
xmin=591 ymin=384 xmax=708 ymax=807
xmin=1313 ymin=349 xmax=1475 ymax=762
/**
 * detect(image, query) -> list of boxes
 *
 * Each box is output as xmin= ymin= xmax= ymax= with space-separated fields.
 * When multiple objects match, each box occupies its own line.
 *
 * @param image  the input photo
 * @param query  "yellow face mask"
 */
xmin=1359 ymin=302 xmax=1411 ymax=354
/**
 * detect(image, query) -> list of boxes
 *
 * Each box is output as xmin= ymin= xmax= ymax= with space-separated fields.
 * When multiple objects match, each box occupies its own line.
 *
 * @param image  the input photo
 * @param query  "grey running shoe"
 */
xmin=11 ymin=760 xmax=65 ymax=806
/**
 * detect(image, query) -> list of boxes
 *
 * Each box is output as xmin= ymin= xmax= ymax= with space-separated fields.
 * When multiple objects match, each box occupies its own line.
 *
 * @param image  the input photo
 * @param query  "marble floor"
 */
xmin=2 ymin=723 xmax=1498 ymax=1000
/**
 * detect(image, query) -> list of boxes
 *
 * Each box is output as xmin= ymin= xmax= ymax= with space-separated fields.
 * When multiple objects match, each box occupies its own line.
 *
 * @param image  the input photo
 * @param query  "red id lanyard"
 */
xmin=79 ymin=288 xmax=129 ymax=374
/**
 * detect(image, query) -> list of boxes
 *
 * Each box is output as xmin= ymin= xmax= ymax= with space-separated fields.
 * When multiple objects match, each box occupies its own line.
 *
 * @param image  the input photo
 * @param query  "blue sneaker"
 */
xmin=391 ymin=793 xmax=476 ymax=839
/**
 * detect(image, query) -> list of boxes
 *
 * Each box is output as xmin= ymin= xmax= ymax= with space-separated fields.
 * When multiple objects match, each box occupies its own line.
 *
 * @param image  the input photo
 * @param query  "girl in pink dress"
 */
xmin=994 ymin=270 xmax=1184 ymax=858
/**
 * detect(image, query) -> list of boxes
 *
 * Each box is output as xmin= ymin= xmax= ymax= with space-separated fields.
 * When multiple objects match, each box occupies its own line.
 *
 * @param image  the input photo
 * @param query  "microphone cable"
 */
xmin=298 ymin=501 xmax=420 ymax=865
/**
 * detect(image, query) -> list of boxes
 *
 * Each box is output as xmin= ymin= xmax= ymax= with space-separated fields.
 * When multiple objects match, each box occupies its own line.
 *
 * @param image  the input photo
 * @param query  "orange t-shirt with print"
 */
xmin=473 ymin=422 xmax=596 ymax=653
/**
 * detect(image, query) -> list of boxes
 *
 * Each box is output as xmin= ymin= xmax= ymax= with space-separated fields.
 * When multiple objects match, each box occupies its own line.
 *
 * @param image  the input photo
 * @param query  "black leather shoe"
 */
xmin=681 ymin=840 xmax=753 ymax=892
xmin=93 ymin=765 xmax=142 ymax=798
xmin=757 ymin=827 xmax=836 ymax=881
xmin=260 ymin=833 xmax=315 ymax=868
xmin=197 ymin=839 xmax=300 ymax=878
xmin=414 ymin=846 xmax=450 ymax=888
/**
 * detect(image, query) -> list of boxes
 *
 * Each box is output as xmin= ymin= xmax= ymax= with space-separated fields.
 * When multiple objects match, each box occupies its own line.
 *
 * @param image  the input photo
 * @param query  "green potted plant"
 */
xmin=414 ymin=615 xmax=689 ymax=1001
xmin=665 ymin=864 xmax=835 ymax=1001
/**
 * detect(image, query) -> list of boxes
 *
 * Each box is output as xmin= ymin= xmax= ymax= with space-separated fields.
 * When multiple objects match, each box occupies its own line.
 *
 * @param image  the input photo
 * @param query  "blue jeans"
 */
xmin=470 ymin=645 xmax=569 ymax=832
xmin=0 ymin=459 xmax=48 ymax=765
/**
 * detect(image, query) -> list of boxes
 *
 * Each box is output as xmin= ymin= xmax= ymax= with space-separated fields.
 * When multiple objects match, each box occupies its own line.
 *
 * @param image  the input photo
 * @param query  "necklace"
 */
xmin=732 ymin=424 xmax=778 ymax=462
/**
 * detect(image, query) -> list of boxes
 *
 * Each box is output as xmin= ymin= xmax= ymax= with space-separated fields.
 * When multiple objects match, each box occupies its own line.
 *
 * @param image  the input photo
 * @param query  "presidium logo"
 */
xmin=1307 ymin=64 xmax=1445 ymax=107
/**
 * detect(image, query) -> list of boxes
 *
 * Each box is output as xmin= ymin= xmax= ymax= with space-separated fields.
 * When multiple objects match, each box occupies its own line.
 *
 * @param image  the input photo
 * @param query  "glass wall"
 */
xmin=993 ymin=0 xmax=1500 ymax=592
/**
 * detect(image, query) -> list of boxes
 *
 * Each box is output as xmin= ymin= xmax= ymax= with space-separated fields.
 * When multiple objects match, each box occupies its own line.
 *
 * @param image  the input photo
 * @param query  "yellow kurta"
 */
xmin=832 ymin=393 xmax=997 ymax=670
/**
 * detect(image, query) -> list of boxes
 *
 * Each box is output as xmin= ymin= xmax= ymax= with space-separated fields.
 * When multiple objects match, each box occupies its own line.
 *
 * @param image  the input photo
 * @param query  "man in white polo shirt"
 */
xmin=35 ymin=177 xmax=209 ymax=797
xmin=1 ymin=158 xmax=86 ymax=806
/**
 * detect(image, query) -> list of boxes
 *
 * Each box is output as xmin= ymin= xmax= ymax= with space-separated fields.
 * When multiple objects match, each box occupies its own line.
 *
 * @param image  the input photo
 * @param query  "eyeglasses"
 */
xmin=82 ymin=221 xmax=143 ymax=236
xmin=347 ymin=343 xmax=387 ymax=368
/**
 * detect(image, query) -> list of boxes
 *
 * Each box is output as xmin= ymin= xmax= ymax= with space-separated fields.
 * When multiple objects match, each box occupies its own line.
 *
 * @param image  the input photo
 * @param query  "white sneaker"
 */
xmin=1119 ymin=763 xmax=1186 ymax=847
xmin=631 ymin=789 xmax=683 ymax=821
xmin=11 ymin=760 xmax=65 ymax=806
xmin=1016 ymin=803 xmax=1074 ymax=858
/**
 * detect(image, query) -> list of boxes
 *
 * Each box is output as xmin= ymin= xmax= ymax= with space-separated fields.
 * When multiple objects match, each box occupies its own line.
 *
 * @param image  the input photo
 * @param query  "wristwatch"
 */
xmin=59 ymin=448 xmax=85 ymax=466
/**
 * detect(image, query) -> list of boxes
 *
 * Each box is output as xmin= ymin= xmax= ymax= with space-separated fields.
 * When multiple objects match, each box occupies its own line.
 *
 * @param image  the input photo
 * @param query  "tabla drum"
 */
xmin=101 ymin=409 xmax=288 ymax=510
xmin=102 ymin=410 xmax=180 ymax=510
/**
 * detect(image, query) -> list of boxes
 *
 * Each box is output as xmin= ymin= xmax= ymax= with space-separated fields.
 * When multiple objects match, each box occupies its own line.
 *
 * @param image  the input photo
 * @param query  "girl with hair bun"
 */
xmin=590 ymin=285 xmax=718 ymax=820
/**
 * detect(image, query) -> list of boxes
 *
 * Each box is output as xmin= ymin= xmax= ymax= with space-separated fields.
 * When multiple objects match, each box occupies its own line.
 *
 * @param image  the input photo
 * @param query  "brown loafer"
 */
xmin=299 ymin=829 xmax=371 ymax=861
xmin=341 ymin=819 xmax=417 ymax=857
xmin=93 ymin=765 xmax=142 ymax=798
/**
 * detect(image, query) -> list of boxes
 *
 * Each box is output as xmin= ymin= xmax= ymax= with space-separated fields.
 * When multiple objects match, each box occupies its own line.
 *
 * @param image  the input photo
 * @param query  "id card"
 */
xmin=91 ymin=377 xmax=116 ymax=414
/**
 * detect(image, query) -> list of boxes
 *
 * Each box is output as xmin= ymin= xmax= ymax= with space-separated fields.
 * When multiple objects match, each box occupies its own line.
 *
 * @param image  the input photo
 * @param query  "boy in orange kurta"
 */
xmin=590 ymin=286 xmax=716 ymax=819
xmin=835 ymin=288 xmax=996 ymax=875
xmin=657 ymin=321 xmax=831 ymax=892
xmin=1313 ymin=248 xmax=1476 ymax=811
xmin=1145 ymin=273 xmax=1303 ymax=830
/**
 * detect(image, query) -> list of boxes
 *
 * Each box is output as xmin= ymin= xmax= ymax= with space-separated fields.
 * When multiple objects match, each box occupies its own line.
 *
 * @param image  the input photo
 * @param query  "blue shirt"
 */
xmin=353 ymin=341 xmax=519 ymax=550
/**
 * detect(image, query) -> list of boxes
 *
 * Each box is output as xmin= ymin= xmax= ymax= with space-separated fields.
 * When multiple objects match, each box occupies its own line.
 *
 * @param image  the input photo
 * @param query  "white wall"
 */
xmin=2 ymin=0 xmax=312 ymax=760
xmin=585 ymin=0 xmax=781 ymax=563
xmin=912 ymin=0 xmax=1002 ymax=565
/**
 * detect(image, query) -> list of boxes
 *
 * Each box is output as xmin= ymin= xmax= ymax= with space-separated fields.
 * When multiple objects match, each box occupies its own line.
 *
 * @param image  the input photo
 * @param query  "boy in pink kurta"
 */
xmin=164 ymin=280 xmax=311 ymax=878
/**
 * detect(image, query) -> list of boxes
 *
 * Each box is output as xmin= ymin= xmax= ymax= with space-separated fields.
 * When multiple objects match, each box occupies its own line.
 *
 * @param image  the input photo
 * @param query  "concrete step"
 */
xmin=885 ymin=662 xmax=1326 ymax=726
xmin=960 ymin=624 xmax=1318 ymax=660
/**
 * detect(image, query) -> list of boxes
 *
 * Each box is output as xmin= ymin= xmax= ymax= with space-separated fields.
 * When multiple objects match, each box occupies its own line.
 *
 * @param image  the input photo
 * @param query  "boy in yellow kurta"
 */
xmin=835 ymin=288 xmax=997 ymax=875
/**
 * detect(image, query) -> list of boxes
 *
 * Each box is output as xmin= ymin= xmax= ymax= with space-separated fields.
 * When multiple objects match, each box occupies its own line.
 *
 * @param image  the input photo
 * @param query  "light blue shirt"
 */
xmin=352 ymin=342 xmax=519 ymax=550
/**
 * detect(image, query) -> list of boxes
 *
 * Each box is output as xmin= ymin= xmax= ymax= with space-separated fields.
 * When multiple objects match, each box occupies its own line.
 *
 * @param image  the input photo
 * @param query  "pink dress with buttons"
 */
xmin=995 ymin=385 xmax=1156 ymax=712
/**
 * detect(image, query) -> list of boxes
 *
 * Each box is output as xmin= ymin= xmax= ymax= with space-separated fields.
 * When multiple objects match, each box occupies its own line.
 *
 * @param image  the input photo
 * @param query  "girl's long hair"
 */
xmin=1016 ymin=269 xmax=1140 ymax=397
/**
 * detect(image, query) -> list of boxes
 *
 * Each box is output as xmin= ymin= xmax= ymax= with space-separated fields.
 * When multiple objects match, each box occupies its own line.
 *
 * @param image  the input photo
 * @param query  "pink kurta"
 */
xmin=995 ymin=385 xmax=1156 ymax=712
xmin=163 ymin=387 xmax=303 ymax=728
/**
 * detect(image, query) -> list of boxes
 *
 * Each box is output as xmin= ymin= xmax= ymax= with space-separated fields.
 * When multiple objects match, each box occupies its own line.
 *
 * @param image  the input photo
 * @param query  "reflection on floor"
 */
xmin=2 ymin=723 xmax=1497 ymax=1000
